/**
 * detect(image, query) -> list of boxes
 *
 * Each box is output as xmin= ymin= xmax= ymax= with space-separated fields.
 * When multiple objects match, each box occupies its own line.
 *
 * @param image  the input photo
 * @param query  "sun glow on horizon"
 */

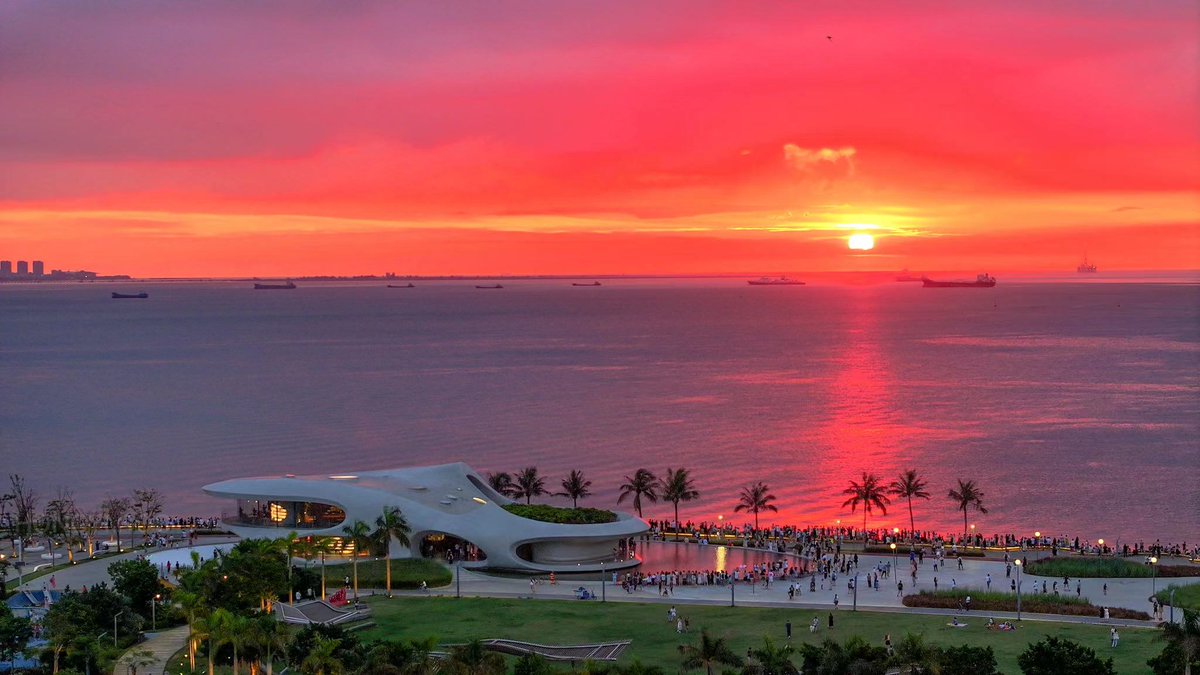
xmin=848 ymin=233 xmax=875 ymax=251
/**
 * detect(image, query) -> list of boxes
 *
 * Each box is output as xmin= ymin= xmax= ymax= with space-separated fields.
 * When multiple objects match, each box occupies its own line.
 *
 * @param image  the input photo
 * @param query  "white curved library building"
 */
xmin=203 ymin=462 xmax=647 ymax=573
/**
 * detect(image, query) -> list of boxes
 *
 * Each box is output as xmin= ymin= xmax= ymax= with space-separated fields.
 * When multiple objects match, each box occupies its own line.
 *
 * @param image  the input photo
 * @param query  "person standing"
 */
xmin=986 ymin=573 xmax=992 ymax=590
xmin=1110 ymin=628 xmax=1119 ymax=648
xmin=828 ymin=611 xmax=834 ymax=629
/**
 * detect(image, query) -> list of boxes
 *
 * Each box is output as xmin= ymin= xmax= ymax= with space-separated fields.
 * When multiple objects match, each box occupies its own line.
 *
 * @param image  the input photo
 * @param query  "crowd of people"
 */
xmin=643 ymin=519 xmax=1198 ymax=561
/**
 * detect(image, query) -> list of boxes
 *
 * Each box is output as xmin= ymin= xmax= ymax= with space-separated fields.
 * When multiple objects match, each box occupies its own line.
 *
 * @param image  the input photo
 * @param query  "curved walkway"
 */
xmin=113 ymin=625 xmax=189 ymax=675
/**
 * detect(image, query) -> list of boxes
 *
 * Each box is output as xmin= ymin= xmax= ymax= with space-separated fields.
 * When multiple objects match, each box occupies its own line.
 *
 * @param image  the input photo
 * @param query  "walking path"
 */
xmin=112 ymin=626 xmax=189 ymax=675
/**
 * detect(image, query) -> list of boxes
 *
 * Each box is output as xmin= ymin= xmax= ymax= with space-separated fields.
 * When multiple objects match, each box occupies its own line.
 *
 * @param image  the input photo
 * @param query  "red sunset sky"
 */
xmin=1 ymin=1 xmax=1197 ymax=277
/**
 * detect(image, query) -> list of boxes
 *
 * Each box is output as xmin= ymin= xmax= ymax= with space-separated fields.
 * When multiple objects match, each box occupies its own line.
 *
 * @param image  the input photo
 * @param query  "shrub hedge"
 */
xmin=1026 ymin=557 xmax=1200 ymax=579
xmin=502 ymin=504 xmax=618 ymax=524
xmin=902 ymin=589 xmax=1150 ymax=620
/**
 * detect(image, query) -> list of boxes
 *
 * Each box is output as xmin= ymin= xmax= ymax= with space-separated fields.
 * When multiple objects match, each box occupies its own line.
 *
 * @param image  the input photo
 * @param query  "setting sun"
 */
xmin=848 ymin=233 xmax=875 ymax=251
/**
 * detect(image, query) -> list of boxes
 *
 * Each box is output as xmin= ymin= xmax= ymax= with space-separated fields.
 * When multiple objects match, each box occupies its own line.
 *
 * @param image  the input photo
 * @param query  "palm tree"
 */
xmin=341 ymin=520 xmax=373 ymax=600
xmin=512 ymin=466 xmax=547 ymax=505
xmin=310 ymin=536 xmax=336 ymax=600
xmin=889 ymin=469 xmax=930 ymax=543
xmin=281 ymin=531 xmax=301 ymax=605
xmin=252 ymin=613 xmax=291 ymax=675
xmin=734 ymin=481 xmax=778 ymax=530
xmin=618 ymin=469 xmax=659 ymax=518
xmin=174 ymin=589 xmax=208 ymax=671
xmin=947 ymin=479 xmax=988 ymax=541
xmin=678 ymin=629 xmax=741 ymax=675
xmin=228 ymin=615 xmax=255 ymax=675
xmin=1158 ymin=608 xmax=1200 ymax=675
xmin=486 ymin=472 xmax=517 ymax=498
xmin=444 ymin=640 xmax=506 ymax=675
xmin=747 ymin=637 xmax=799 ymax=675
xmin=398 ymin=637 xmax=441 ymax=675
xmin=891 ymin=633 xmax=941 ymax=675
xmin=192 ymin=613 xmax=217 ymax=675
xmin=209 ymin=609 xmax=239 ymax=675
xmin=300 ymin=636 xmax=345 ymax=675
xmin=372 ymin=506 xmax=412 ymax=597
xmin=842 ymin=472 xmax=891 ymax=543
xmin=659 ymin=467 xmax=700 ymax=535
xmin=558 ymin=470 xmax=592 ymax=508
xmin=121 ymin=649 xmax=158 ymax=675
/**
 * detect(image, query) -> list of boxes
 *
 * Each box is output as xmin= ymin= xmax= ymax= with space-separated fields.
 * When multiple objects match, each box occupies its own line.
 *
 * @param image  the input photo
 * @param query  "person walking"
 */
xmin=1110 ymin=628 xmax=1119 ymax=648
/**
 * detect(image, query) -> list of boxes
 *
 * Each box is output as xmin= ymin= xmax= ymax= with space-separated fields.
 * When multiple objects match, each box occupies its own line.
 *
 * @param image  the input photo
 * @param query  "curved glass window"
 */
xmin=227 ymin=499 xmax=345 ymax=529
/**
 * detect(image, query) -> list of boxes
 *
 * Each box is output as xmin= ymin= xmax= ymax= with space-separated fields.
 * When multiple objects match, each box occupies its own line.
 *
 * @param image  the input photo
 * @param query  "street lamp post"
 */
xmin=1149 ymin=556 xmax=1158 ymax=595
xmin=889 ymin=542 xmax=897 ymax=579
xmin=113 ymin=611 xmax=123 ymax=647
xmin=1097 ymin=539 xmax=1104 ymax=556
xmin=455 ymin=560 xmax=461 ymax=599
xmin=1034 ymin=531 xmax=1042 ymax=562
xmin=151 ymin=594 xmax=160 ymax=630
xmin=1014 ymin=559 xmax=1022 ymax=621
xmin=601 ymin=561 xmax=606 ymax=603
xmin=1169 ymin=588 xmax=1176 ymax=623
xmin=852 ymin=573 xmax=858 ymax=611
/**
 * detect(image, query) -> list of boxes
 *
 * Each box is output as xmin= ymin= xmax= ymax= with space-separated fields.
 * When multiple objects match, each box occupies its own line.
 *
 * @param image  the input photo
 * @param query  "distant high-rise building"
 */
xmin=0 ymin=261 xmax=11 ymax=275
xmin=16 ymin=261 xmax=28 ymax=275
xmin=32 ymin=260 xmax=44 ymax=276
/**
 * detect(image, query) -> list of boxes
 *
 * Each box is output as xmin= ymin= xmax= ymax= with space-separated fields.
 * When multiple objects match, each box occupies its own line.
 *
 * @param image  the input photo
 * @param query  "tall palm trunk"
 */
xmin=352 ymin=556 xmax=359 ymax=600
xmin=207 ymin=639 xmax=214 ymax=675
xmin=386 ymin=554 xmax=392 ymax=597
xmin=907 ymin=496 xmax=915 ymax=543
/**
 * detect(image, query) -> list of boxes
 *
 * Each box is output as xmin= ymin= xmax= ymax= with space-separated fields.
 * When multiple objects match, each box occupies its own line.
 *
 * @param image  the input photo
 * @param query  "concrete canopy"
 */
xmin=203 ymin=462 xmax=647 ymax=573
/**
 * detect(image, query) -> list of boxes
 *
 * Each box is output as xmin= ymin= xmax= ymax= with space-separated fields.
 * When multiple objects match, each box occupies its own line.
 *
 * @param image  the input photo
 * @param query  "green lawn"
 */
xmin=1157 ymin=584 xmax=1200 ymax=612
xmin=322 ymin=558 xmax=452 ymax=590
xmin=361 ymin=596 xmax=1161 ymax=673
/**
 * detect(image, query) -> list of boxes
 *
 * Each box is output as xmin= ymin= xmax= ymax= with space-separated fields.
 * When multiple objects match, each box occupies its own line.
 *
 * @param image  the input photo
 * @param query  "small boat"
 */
xmin=747 ymin=277 xmax=805 ymax=286
xmin=111 ymin=292 xmax=149 ymax=299
xmin=921 ymin=274 xmax=996 ymax=288
xmin=1077 ymin=255 xmax=1097 ymax=273
xmin=254 ymin=281 xmax=297 ymax=290
xmin=388 ymin=283 xmax=416 ymax=288
xmin=572 ymin=282 xmax=602 ymax=287
xmin=475 ymin=284 xmax=504 ymax=289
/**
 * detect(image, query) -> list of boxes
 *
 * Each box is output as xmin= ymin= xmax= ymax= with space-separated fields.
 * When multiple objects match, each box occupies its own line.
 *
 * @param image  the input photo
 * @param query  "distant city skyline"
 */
xmin=1 ymin=2 xmax=1196 ymax=276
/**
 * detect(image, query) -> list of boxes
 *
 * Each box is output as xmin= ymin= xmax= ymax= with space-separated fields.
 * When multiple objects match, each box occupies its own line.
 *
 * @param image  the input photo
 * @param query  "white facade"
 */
xmin=203 ymin=462 xmax=647 ymax=573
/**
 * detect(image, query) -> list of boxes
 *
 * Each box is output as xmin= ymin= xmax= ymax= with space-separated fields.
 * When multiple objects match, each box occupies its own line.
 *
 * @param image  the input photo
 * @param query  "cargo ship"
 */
xmin=111 ymin=292 xmax=149 ymax=299
xmin=387 ymin=283 xmax=416 ymax=288
xmin=253 ymin=281 xmax=296 ymax=290
xmin=921 ymin=274 xmax=996 ymax=288
xmin=747 ymin=277 xmax=806 ymax=286
xmin=572 ymin=281 xmax=602 ymax=287
xmin=475 ymin=284 xmax=504 ymax=289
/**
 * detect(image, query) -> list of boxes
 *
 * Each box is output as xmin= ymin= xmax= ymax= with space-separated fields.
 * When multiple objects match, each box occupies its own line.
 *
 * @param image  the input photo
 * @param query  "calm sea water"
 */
xmin=2 ymin=278 xmax=1197 ymax=544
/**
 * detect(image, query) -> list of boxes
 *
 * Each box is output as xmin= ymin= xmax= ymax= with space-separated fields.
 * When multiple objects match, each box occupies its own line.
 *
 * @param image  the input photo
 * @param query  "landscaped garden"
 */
xmin=361 ymin=596 xmax=1164 ymax=673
